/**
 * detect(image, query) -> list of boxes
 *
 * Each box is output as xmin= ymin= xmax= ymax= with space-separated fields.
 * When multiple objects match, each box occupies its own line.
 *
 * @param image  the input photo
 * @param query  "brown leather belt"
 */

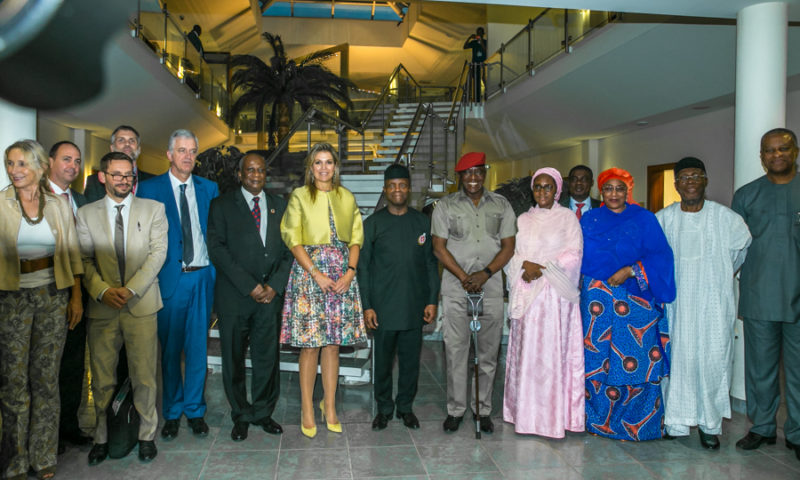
xmin=20 ymin=256 xmax=55 ymax=274
xmin=181 ymin=266 xmax=206 ymax=273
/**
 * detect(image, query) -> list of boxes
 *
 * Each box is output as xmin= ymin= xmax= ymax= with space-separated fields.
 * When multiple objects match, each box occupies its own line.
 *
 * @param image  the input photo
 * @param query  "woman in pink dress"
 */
xmin=503 ymin=167 xmax=584 ymax=437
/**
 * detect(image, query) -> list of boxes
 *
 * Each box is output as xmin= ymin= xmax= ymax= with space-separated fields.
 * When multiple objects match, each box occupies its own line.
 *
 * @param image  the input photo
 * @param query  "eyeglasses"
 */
xmin=601 ymin=185 xmax=627 ymax=194
xmin=532 ymin=184 xmax=555 ymax=193
xmin=677 ymin=173 xmax=706 ymax=183
xmin=105 ymin=172 xmax=135 ymax=182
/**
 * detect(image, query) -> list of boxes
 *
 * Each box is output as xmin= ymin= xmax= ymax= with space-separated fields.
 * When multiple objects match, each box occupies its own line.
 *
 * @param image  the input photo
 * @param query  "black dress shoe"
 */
xmin=231 ymin=421 xmax=249 ymax=441
xmin=372 ymin=413 xmax=390 ymax=430
xmin=187 ymin=417 xmax=209 ymax=437
xmin=87 ymin=443 xmax=108 ymax=466
xmin=474 ymin=414 xmax=494 ymax=433
xmin=57 ymin=442 xmax=66 ymax=455
xmin=253 ymin=417 xmax=283 ymax=435
xmin=698 ymin=429 xmax=720 ymax=449
xmin=442 ymin=415 xmax=463 ymax=432
xmin=397 ymin=411 xmax=420 ymax=429
xmin=736 ymin=431 xmax=776 ymax=450
xmin=662 ymin=433 xmax=677 ymax=440
xmin=786 ymin=439 xmax=800 ymax=461
xmin=138 ymin=440 xmax=157 ymax=462
xmin=161 ymin=419 xmax=180 ymax=440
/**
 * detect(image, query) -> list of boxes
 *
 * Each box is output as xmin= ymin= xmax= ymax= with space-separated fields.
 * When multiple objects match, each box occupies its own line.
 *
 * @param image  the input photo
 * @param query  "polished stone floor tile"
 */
xmin=350 ymin=445 xmax=427 ymax=477
xmin=54 ymin=340 xmax=800 ymax=479
xmin=417 ymin=443 xmax=499 ymax=476
xmin=276 ymin=448 xmax=352 ymax=479
xmin=199 ymin=450 xmax=278 ymax=479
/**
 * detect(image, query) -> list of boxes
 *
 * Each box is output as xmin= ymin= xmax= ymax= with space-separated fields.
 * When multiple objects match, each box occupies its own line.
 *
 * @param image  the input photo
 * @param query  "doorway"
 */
xmin=646 ymin=163 xmax=680 ymax=212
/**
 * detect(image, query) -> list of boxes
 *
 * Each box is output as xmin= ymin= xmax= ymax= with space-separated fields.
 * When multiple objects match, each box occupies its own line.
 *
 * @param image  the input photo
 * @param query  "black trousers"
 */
xmin=219 ymin=302 xmax=281 ymax=423
xmin=373 ymin=327 xmax=423 ymax=415
xmin=58 ymin=316 xmax=86 ymax=438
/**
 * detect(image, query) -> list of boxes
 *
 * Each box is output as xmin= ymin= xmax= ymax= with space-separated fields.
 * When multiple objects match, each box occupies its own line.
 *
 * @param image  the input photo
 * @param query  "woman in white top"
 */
xmin=0 ymin=139 xmax=82 ymax=480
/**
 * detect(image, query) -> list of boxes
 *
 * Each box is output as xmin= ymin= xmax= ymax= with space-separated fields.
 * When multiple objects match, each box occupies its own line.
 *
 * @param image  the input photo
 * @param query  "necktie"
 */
xmin=114 ymin=205 xmax=126 ymax=284
xmin=576 ymin=202 xmax=585 ymax=220
xmin=251 ymin=196 xmax=261 ymax=231
xmin=180 ymin=184 xmax=194 ymax=265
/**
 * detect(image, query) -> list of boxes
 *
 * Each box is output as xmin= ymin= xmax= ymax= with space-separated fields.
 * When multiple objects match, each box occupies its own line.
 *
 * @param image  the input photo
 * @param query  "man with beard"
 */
xmin=47 ymin=141 xmax=92 ymax=450
xmin=732 ymin=128 xmax=800 ymax=461
xmin=558 ymin=165 xmax=600 ymax=218
xmin=84 ymin=126 xmax=154 ymax=202
xmin=656 ymin=157 xmax=751 ymax=449
xmin=359 ymin=164 xmax=440 ymax=431
xmin=76 ymin=152 xmax=167 ymax=464
xmin=431 ymin=152 xmax=516 ymax=433
xmin=207 ymin=152 xmax=292 ymax=441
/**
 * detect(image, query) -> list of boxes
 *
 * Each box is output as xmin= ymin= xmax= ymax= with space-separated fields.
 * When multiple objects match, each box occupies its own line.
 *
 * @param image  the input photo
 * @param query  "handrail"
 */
xmin=393 ymin=102 xmax=429 ymax=165
xmin=447 ymin=60 xmax=469 ymax=126
xmin=484 ymin=9 xmax=617 ymax=99
xmin=265 ymin=106 xmax=365 ymax=168
xmin=359 ymin=63 xmax=420 ymax=130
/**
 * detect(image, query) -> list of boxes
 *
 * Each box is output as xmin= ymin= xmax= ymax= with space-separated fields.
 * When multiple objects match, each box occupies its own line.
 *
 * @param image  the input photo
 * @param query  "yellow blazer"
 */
xmin=281 ymin=186 xmax=364 ymax=249
xmin=76 ymin=197 xmax=168 ymax=318
xmin=0 ymin=188 xmax=83 ymax=291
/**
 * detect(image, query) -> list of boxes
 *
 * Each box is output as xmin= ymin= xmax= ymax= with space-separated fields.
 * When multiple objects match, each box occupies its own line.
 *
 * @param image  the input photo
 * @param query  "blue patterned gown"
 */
xmin=580 ymin=203 xmax=676 ymax=441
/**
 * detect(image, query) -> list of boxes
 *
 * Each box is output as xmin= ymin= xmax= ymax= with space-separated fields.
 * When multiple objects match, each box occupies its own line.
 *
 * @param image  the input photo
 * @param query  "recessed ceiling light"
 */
xmin=636 ymin=120 xmax=649 ymax=126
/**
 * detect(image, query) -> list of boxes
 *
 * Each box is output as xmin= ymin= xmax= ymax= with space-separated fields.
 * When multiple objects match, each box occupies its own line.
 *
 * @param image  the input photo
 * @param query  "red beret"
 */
xmin=455 ymin=152 xmax=486 ymax=172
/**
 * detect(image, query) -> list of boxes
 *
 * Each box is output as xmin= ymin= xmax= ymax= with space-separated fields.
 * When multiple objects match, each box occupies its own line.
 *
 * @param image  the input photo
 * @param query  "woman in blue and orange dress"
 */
xmin=280 ymin=143 xmax=366 ymax=438
xmin=580 ymin=168 xmax=675 ymax=441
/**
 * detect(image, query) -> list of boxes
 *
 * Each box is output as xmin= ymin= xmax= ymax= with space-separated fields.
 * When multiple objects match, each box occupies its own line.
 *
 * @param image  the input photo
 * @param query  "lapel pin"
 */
xmin=270 ymin=208 xmax=275 ymax=214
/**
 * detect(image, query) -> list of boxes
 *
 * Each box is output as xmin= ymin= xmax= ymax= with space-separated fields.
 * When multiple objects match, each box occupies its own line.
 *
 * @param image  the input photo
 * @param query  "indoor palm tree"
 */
xmin=229 ymin=32 xmax=354 ymax=149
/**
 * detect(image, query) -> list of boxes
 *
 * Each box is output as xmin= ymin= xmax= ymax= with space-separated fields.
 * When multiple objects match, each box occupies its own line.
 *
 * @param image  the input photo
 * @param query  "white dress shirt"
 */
xmin=49 ymin=180 xmax=78 ymax=216
xmin=569 ymin=196 xmax=592 ymax=216
xmin=168 ymin=170 xmax=210 ymax=267
xmin=241 ymin=187 xmax=267 ymax=245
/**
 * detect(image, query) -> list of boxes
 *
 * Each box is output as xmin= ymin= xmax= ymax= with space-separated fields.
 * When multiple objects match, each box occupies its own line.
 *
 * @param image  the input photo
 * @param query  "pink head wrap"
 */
xmin=531 ymin=167 xmax=564 ymax=201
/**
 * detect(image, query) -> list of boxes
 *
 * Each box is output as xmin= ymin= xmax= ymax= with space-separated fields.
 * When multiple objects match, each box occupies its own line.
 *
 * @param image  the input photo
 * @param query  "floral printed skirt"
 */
xmin=280 ymin=214 xmax=366 ymax=348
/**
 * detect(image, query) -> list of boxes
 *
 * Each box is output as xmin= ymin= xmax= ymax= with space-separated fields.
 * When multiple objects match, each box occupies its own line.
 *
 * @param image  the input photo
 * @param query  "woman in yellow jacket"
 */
xmin=280 ymin=142 xmax=366 ymax=438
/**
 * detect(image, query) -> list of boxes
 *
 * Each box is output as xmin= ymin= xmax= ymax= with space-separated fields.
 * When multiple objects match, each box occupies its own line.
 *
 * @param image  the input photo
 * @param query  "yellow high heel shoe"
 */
xmin=301 ymin=411 xmax=317 ymax=438
xmin=320 ymin=399 xmax=342 ymax=433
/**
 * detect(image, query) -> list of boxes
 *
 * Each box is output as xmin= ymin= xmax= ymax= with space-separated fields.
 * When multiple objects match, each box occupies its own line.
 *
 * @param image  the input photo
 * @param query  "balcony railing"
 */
xmin=132 ymin=1 xmax=231 ymax=121
xmin=485 ymin=9 xmax=617 ymax=99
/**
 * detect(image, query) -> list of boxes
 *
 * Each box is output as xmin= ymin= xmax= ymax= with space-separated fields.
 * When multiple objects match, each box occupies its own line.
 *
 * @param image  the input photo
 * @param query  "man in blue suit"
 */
xmin=137 ymin=129 xmax=219 ymax=440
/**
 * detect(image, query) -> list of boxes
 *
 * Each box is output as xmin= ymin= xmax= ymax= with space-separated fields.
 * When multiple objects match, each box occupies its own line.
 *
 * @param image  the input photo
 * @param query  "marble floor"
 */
xmin=55 ymin=341 xmax=800 ymax=479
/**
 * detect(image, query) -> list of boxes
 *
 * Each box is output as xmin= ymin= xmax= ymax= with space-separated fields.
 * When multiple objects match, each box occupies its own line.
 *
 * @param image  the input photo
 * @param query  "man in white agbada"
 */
xmin=656 ymin=157 xmax=751 ymax=449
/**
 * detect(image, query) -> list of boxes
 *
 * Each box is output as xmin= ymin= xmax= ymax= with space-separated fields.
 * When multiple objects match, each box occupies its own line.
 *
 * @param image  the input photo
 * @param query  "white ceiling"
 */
xmin=444 ymin=0 xmax=800 ymax=21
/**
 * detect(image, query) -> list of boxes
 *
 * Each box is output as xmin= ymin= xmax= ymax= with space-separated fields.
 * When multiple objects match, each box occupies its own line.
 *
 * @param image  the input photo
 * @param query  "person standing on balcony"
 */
xmin=463 ymin=27 xmax=487 ymax=102
xmin=359 ymin=164 xmax=440 ymax=431
xmin=137 ymin=129 xmax=219 ymax=441
xmin=432 ymin=152 xmax=516 ymax=434
xmin=207 ymin=152 xmax=292 ymax=441
xmin=558 ymin=165 xmax=600 ymax=218
xmin=84 ymin=126 xmax=154 ymax=202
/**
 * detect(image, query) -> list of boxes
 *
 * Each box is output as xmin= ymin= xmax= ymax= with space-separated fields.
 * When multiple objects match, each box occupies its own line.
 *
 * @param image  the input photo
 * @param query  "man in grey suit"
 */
xmin=47 ymin=141 xmax=92 ymax=450
xmin=207 ymin=152 xmax=292 ymax=441
xmin=77 ymin=152 xmax=167 ymax=465
xmin=558 ymin=165 xmax=600 ymax=218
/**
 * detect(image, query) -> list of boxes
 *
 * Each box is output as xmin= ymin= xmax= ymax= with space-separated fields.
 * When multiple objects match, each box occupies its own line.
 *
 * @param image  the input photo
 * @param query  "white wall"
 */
xmin=488 ymin=88 xmax=800 ymax=206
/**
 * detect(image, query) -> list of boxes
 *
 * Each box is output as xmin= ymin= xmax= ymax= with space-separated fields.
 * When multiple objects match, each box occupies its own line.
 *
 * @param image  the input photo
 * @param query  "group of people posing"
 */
xmin=0 ymin=125 xmax=798 ymax=480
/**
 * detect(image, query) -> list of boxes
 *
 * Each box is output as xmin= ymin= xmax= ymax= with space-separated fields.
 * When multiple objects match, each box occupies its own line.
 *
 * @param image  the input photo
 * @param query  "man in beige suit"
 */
xmin=76 ymin=151 xmax=167 ymax=465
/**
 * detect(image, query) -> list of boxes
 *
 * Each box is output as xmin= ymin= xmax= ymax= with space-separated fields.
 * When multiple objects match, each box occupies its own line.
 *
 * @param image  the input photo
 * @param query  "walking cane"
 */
xmin=466 ymin=290 xmax=484 ymax=439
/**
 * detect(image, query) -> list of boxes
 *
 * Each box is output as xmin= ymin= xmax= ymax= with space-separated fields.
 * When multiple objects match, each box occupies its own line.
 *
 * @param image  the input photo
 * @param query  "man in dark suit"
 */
xmin=207 ymin=152 xmax=292 ymax=441
xmin=47 ymin=141 xmax=91 ymax=450
xmin=84 ymin=125 xmax=155 ymax=202
xmin=558 ymin=165 xmax=601 ymax=219
xmin=137 ymin=129 xmax=218 ymax=440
